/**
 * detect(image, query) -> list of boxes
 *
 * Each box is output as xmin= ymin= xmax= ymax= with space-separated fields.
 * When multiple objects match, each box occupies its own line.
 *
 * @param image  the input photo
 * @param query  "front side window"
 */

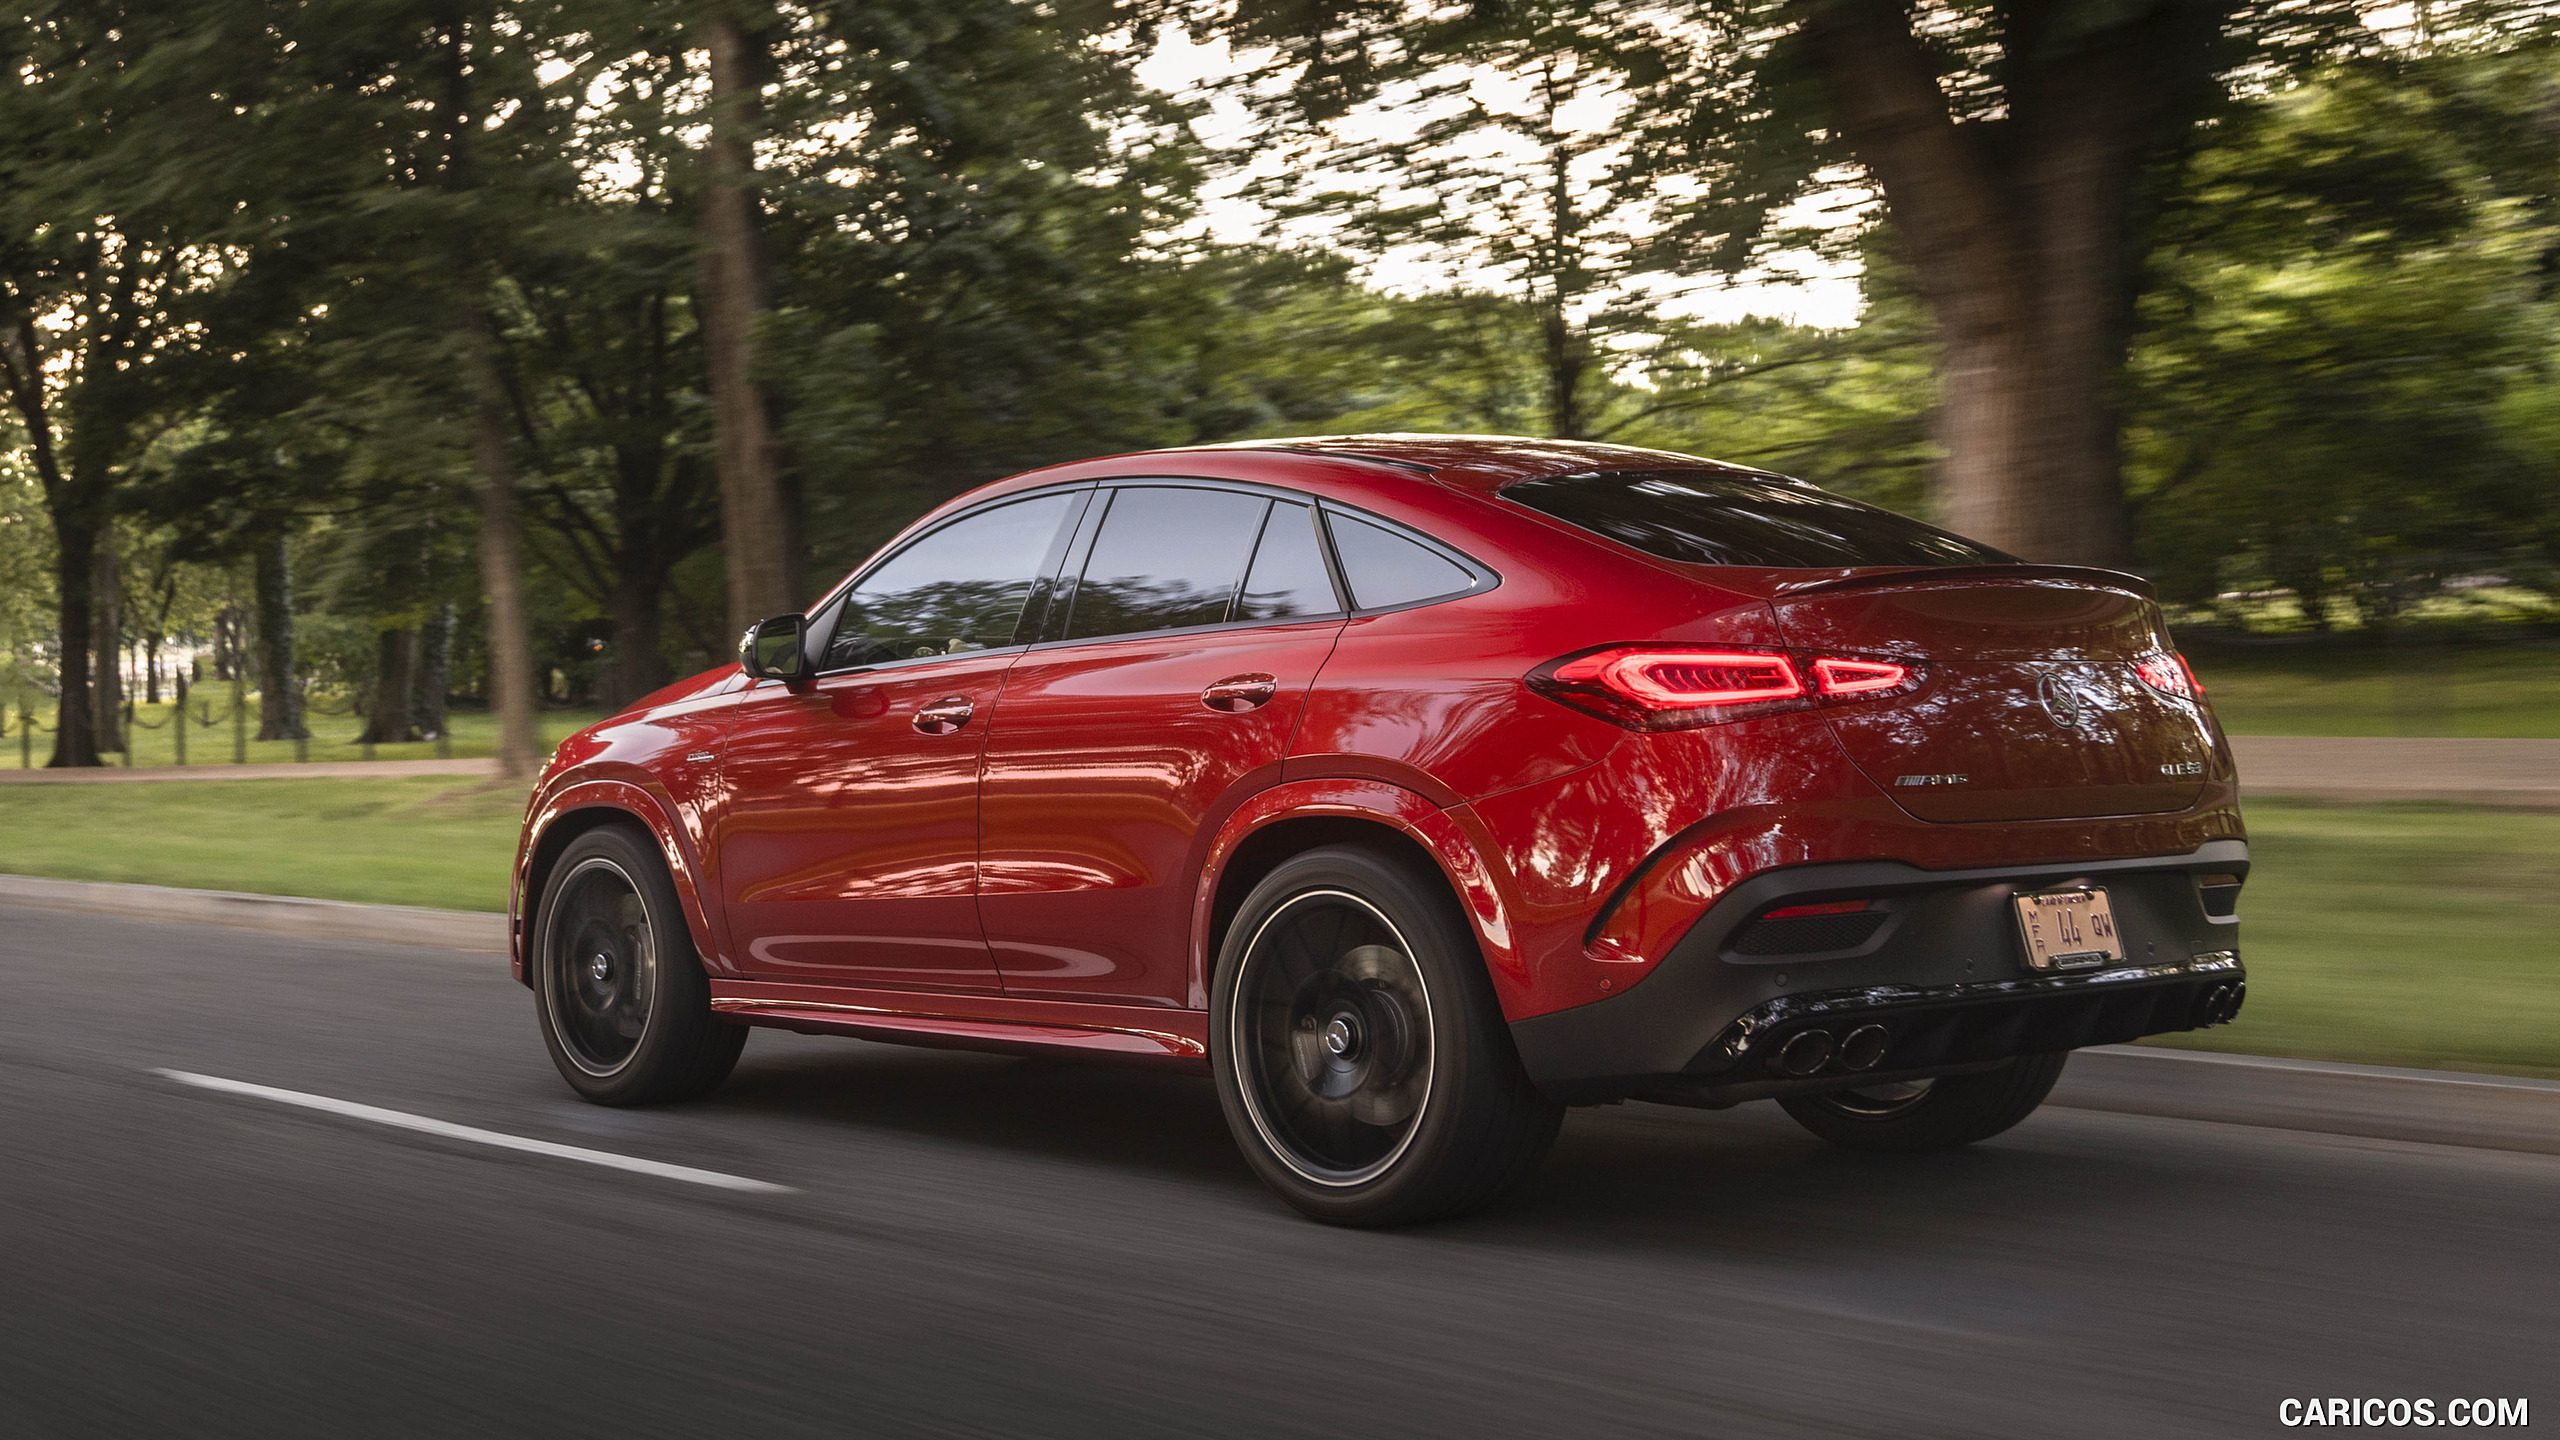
xmin=1063 ymin=486 xmax=1269 ymax=641
xmin=1501 ymin=469 xmax=2012 ymax=568
xmin=823 ymin=492 xmax=1076 ymax=669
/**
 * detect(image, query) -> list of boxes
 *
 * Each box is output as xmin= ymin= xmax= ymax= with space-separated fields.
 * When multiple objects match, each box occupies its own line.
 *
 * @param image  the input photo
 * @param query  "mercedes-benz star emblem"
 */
xmin=2037 ymin=671 xmax=2084 ymax=729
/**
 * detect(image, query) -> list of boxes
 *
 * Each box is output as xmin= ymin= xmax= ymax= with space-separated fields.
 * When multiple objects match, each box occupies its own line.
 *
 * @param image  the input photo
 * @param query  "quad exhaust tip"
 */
xmin=1775 ymin=1030 xmax=1834 ymax=1076
xmin=1839 ymin=1024 xmax=1890 ymax=1071
xmin=2193 ymin=981 xmax=2248 ymax=1028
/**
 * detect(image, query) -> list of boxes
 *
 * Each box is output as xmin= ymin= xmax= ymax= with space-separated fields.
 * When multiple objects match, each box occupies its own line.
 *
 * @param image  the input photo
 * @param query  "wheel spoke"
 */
xmin=1234 ymin=889 xmax=1435 ymax=1186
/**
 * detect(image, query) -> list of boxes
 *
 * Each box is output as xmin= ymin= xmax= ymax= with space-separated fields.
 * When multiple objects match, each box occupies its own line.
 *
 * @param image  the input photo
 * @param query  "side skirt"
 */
xmin=709 ymin=979 xmax=1211 ymax=1074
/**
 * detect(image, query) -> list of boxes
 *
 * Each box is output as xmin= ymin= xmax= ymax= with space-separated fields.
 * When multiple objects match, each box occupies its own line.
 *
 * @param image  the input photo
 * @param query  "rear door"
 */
xmin=976 ymin=485 xmax=1347 ymax=1005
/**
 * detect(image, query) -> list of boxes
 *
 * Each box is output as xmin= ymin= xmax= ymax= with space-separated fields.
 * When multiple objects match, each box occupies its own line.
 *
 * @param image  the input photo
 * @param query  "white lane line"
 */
xmin=153 ymin=1069 xmax=795 ymax=1194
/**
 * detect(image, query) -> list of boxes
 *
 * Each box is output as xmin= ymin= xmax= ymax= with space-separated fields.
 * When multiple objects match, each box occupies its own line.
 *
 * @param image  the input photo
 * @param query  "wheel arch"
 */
xmin=515 ymin=780 xmax=723 ymax=987
xmin=1191 ymin=780 xmax=1530 ymax=1015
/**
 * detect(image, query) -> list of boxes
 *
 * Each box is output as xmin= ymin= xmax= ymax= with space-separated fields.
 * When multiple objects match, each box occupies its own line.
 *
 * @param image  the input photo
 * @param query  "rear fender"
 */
xmin=1190 ymin=779 xmax=1531 ymax=1015
xmin=514 ymin=778 xmax=725 ymax=986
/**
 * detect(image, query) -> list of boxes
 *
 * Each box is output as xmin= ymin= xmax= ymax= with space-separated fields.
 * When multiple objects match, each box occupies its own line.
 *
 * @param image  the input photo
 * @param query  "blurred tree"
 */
xmin=2128 ymin=50 xmax=2560 ymax=628
xmin=1181 ymin=0 xmax=2409 ymax=565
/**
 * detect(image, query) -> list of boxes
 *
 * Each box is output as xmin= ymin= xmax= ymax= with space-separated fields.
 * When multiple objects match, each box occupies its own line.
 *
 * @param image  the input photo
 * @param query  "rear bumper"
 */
xmin=1508 ymin=839 xmax=2249 ymax=1104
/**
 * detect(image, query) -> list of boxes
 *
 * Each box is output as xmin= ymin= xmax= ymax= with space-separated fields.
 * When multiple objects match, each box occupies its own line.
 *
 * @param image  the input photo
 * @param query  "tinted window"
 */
xmin=1236 ymin=502 xmax=1341 ymax=622
xmin=1326 ymin=509 xmax=1478 ymax=610
xmin=823 ymin=493 xmax=1074 ymax=669
xmin=1064 ymin=486 xmax=1267 ymax=641
xmin=1503 ymin=469 xmax=2011 ymax=568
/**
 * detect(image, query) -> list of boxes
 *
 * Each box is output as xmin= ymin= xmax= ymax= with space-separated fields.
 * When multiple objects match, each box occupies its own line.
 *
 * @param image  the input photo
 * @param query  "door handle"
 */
xmin=1201 ymin=673 xmax=1279 ymax=713
xmin=912 ymin=696 xmax=974 ymax=735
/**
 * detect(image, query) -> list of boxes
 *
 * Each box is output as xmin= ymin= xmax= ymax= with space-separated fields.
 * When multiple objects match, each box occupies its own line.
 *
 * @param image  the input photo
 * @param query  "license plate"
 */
xmin=2013 ymin=888 xmax=2124 ymax=971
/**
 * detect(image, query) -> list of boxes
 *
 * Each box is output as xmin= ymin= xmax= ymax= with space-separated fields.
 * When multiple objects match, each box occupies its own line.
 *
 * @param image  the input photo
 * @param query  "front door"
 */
xmin=713 ymin=489 xmax=1083 ymax=991
xmin=978 ymin=486 xmax=1347 ymax=1006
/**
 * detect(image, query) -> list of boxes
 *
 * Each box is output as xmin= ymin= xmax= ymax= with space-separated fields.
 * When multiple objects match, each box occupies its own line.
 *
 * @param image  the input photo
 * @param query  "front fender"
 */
xmin=512 ymin=775 xmax=726 ymax=986
xmin=1188 ymin=778 xmax=1535 ymax=1017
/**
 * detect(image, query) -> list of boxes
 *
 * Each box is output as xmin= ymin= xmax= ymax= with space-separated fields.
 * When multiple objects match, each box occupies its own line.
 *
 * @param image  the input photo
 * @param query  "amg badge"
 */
xmin=1894 ymin=773 xmax=1970 ymax=787
xmin=2160 ymin=760 xmax=2205 ymax=777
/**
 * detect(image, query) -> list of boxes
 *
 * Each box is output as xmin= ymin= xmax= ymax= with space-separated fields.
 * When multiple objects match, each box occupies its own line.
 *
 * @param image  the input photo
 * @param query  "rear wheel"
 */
xmin=1776 ymin=1052 xmax=2068 ymax=1153
xmin=532 ymin=825 xmax=745 ymax=1106
xmin=1211 ymin=845 xmax=1562 ymax=1226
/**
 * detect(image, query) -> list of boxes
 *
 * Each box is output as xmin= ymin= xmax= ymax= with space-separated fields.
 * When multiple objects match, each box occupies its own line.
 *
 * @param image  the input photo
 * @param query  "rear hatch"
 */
xmin=1771 ymin=568 xmax=2212 ymax=821
xmin=1492 ymin=466 xmax=2217 ymax=822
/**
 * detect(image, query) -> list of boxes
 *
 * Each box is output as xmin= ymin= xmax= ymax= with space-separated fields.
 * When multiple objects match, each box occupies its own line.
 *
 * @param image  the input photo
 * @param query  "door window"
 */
xmin=823 ymin=492 xmax=1076 ymax=670
xmin=1324 ymin=508 xmax=1480 ymax=611
xmin=1063 ymin=486 xmax=1269 ymax=641
xmin=1236 ymin=502 xmax=1343 ymax=621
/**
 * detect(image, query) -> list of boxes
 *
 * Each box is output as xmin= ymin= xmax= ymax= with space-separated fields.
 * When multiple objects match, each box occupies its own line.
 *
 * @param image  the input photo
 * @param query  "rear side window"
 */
xmin=824 ymin=492 xmax=1076 ymax=669
xmin=1502 ymin=469 xmax=2012 ymax=568
xmin=1236 ymin=502 xmax=1342 ymax=621
xmin=1325 ymin=509 xmax=1480 ymax=610
xmin=1065 ymin=486 xmax=1268 ymax=640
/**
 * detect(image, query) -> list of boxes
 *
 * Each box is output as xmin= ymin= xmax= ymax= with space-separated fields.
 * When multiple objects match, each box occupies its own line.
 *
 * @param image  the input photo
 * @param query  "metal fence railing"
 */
xmin=12 ymin=678 xmax=458 ymax=769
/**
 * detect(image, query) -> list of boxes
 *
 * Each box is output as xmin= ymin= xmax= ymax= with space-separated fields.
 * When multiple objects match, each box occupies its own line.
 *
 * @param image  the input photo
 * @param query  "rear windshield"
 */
xmin=1502 ymin=469 xmax=2013 ymax=569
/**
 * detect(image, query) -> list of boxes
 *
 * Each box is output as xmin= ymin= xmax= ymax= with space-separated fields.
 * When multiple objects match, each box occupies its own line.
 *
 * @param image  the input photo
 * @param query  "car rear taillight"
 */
xmin=1530 ymin=646 xmax=1919 ymax=730
xmin=1811 ymin=658 xmax=1910 ymax=696
xmin=2135 ymin=653 xmax=2205 ymax=702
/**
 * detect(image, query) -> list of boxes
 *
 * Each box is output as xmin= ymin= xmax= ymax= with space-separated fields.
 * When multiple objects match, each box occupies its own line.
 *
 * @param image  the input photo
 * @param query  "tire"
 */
xmin=531 ymin=825 xmax=746 ymax=1106
xmin=1776 ymin=1051 xmax=2069 ymax=1153
xmin=1210 ymin=844 xmax=1563 ymax=1226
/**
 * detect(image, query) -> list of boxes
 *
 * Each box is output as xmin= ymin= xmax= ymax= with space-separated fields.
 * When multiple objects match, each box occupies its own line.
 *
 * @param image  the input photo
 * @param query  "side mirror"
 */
xmin=739 ymin=613 xmax=811 ymax=688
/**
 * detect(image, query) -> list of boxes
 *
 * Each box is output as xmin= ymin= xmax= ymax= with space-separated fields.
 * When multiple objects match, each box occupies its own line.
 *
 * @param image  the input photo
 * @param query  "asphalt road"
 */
xmin=1 ymin=905 xmax=2547 ymax=1439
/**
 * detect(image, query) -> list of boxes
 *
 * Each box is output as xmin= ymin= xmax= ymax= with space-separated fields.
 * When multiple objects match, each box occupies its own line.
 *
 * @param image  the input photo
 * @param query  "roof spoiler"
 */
xmin=1766 ymin=563 xmax=2156 ymax=600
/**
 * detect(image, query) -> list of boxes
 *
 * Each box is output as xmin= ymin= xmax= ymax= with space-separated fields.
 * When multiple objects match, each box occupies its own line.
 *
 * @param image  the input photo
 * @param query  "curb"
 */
xmin=0 ymin=874 xmax=509 ymax=954
xmin=2053 ymin=1045 xmax=2560 ymax=1157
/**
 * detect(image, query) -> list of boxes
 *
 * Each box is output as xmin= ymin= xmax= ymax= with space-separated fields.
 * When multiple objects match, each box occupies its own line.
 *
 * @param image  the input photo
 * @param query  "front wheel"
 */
xmin=1211 ymin=845 xmax=1562 ymax=1226
xmin=1776 ymin=1051 xmax=2069 ymax=1153
xmin=532 ymin=825 xmax=746 ymax=1106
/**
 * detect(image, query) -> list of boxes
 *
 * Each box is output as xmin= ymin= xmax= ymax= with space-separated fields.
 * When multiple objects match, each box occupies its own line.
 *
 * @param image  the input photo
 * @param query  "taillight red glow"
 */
xmin=1532 ymin=645 xmax=1924 ymax=730
xmin=1763 ymin=900 xmax=1870 ymax=919
xmin=1812 ymin=658 xmax=1910 ymax=696
xmin=2136 ymin=653 xmax=2203 ymax=702
xmin=1551 ymin=649 xmax=1805 ymax=707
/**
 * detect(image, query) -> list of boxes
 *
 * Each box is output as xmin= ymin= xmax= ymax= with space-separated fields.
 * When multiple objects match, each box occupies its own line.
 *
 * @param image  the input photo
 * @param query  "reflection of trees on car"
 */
xmin=828 ymin=579 xmax=1033 ymax=668
xmin=1067 ymin=576 xmax=1235 ymax=640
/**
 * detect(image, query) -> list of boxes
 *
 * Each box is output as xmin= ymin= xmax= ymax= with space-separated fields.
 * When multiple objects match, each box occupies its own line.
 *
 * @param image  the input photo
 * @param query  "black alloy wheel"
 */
xmin=1231 ymin=888 xmax=1437 ymax=1186
xmin=532 ymin=825 xmax=745 ymax=1106
xmin=1212 ymin=845 xmax=1562 ymax=1226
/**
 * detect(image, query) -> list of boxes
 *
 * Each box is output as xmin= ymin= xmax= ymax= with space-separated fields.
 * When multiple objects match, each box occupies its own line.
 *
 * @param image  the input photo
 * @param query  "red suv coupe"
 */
xmin=513 ymin=435 xmax=2246 ymax=1224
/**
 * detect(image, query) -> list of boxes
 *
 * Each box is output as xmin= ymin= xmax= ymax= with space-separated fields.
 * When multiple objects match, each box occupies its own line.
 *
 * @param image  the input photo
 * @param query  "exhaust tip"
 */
xmin=1839 ymin=1024 xmax=1890 ymax=1071
xmin=1776 ymin=1030 xmax=1834 ymax=1076
xmin=2194 ymin=983 xmax=2233 ymax=1028
xmin=2219 ymin=979 xmax=2247 ymax=1024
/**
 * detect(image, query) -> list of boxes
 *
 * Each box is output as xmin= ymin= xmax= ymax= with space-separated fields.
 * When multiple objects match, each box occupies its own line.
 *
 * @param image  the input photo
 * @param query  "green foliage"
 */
xmin=2129 ymin=53 xmax=2560 ymax=627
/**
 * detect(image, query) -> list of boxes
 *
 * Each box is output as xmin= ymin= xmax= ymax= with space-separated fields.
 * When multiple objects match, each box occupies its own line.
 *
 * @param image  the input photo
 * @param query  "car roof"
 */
xmin=1166 ymin=433 xmax=1786 ymax=494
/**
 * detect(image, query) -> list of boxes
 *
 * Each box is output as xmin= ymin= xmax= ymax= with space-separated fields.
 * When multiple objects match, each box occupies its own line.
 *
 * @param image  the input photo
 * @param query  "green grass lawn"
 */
xmin=2180 ymin=636 xmax=2560 ymax=737
xmin=2144 ymin=799 xmax=2560 ymax=1077
xmin=0 ymin=699 xmax=605 ymax=771
xmin=3 ymin=778 xmax=2552 ymax=1076
xmin=0 ymin=776 xmax=528 ymax=911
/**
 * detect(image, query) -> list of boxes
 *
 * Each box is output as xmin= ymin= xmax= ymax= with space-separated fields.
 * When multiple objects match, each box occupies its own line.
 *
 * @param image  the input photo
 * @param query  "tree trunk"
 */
xmin=1796 ymin=0 xmax=2225 ymax=567
xmin=604 ymin=575 xmax=669 ymax=712
xmin=145 ymin=630 xmax=161 ymax=706
xmin=90 ymin=541 xmax=125 ymax=754
xmin=252 ymin=530 xmax=308 ymax=742
xmin=359 ymin=628 xmax=420 ymax=744
xmin=696 ymin=5 xmax=802 ymax=636
xmin=46 ymin=520 xmax=101 ymax=767
xmin=464 ymin=302 xmax=541 ymax=780
xmin=414 ymin=601 xmax=455 ymax=739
